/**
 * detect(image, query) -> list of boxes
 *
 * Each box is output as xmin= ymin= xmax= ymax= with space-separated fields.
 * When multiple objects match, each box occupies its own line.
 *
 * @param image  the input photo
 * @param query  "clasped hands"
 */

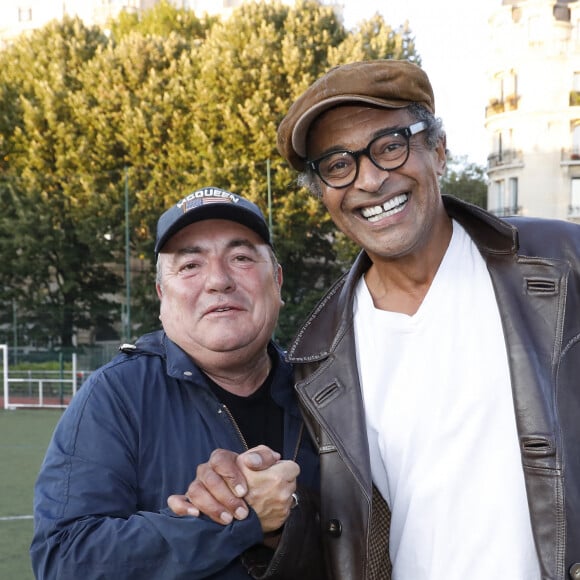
xmin=167 ymin=445 xmax=300 ymax=536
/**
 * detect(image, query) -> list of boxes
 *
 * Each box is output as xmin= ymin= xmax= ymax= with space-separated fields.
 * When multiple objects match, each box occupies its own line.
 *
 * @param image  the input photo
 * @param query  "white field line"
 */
xmin=0 ymin=515 xmax=33 ymax=521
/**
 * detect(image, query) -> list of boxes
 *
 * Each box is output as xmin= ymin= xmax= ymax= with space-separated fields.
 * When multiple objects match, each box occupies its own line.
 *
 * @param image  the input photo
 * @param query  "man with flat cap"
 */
xmin=178 ymin=61 xmax=580 ymax=579
xmin=276 ymin=59 xmax=580 ymax=579
xmin=30 ymin=187 xmax=324 ymax=579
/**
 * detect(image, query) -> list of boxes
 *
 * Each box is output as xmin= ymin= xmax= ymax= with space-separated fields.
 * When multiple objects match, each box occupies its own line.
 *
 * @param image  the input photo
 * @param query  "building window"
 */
xmin=489 ymin=132 xmax=504 ymax=168
xmin=492 ymin=179 xmax=519 ymax=217
xmin=571 ymin=74 xmax=580 ymax=106
xmin=571 ymin=178 xmax=580 ymax=216
xmin=509 ymin=70 xmax=517 ymax=94
xmin=494 ymin=179 xmax=505 ymax=211
xmin=18 ymin=6 xmax=32 ymax=21
xmin=572 ymin=124 xmax=580 ymax=158
xmin=528 ymin=15 xmax=542 ymax=45
xmin=493 ymin=131 xmax=503 ymax=156
xmin=505 ymin=70 xmax=518 ymax=109
xmin=554 ymin=4 xmax=571 ymax=22
xmin=508 ymin=178 xmax=518 ymax=214
xmin=493 ymin=74 xmax=504 ymax=103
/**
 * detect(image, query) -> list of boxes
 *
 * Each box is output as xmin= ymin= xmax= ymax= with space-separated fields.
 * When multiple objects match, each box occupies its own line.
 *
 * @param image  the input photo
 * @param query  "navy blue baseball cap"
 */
xmin=155 ymin=187 xmax=271 ymax=257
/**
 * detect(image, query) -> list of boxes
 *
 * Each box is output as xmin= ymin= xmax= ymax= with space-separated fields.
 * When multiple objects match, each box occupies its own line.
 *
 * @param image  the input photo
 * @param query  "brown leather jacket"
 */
xmin=286 ymin=196 xmax=580 ymax=580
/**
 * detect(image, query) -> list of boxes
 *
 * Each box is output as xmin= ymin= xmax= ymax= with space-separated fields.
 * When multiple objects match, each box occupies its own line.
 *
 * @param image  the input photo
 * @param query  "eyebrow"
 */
xmin=174 ymin=238 xmax=260 ymax=257
xmin=317 ymin=124 xmax=409 ymax=157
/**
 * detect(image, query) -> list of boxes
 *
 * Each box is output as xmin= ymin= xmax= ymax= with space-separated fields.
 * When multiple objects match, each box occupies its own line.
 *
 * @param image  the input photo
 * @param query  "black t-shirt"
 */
xmin=206 ymin=357 xmax=284 ymax=455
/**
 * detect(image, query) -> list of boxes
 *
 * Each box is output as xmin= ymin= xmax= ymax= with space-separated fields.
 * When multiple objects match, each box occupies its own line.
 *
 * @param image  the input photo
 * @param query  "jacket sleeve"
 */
xmin=241 ymin=487 xmax=328 ymax=579
xmin=30 ymin=374 xmax=264 ymax=580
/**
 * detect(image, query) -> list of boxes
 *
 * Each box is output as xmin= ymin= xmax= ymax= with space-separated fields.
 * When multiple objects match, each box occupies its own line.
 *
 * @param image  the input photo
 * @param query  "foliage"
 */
xmin=0 ymin=18 xmax=119 ymax=348
xmin=68 ymin=30 xmax=203 ymax=335
xmin=0 ymin=1 xmax=420 ymax=350
xmin=108 ymin=0 xmax=217 ymax=41
xmin=440 ymin=155 xmax=488 ymax=209
xmin=329 ymin=15 xmax=419 ymax=65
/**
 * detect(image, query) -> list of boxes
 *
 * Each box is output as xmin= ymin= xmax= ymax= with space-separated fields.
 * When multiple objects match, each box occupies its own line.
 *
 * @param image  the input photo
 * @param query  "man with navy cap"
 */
xmin=31 ymin=187 xmax=323 ymax=579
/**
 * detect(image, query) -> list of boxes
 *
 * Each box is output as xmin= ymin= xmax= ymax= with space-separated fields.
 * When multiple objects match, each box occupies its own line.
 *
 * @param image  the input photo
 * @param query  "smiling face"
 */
xmin=156 ymin=219 xmax=283 ymax=370
xmin=306 ymin=105 xmax=451 ymax=265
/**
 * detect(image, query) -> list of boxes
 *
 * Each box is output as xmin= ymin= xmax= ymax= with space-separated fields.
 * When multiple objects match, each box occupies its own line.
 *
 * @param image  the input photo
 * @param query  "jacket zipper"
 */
xmin=220 ymin=404 xmax=249 ymax=451
xmin=220 ymin=403 xmax=305 ymax=461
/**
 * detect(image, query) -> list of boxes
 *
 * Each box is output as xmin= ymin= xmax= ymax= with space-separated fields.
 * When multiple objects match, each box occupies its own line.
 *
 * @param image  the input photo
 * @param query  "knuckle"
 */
xmin=196 ymin=463 xmax=209 ymax=477
xmin=205 ymin=470 xmax=224 ymax=486
xmin=225 ymin=496 xmax=243 ymax=510
xmin=210 ymin=448 xmax=225 ymax=459
xmin=186 ymin=480 xmax=202 ymax=496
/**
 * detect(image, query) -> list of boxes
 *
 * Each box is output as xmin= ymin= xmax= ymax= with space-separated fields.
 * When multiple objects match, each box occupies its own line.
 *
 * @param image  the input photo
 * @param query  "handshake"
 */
xmin=168 ymin=445 xmax=300 ymax=540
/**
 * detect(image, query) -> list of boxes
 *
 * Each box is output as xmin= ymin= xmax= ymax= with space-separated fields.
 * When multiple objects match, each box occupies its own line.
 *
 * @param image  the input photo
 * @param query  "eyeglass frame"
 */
xmin=306 ymin=121 xmax=428 ymax=189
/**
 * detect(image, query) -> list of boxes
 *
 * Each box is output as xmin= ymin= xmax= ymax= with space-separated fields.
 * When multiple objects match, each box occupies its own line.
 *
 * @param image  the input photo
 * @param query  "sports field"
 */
xmin=0 ymin=409 xmax=61 ymax=579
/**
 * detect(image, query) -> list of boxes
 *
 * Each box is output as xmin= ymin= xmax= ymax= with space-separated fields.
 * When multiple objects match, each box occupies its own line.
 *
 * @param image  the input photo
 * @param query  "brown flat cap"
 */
xmin=277 ymin=59 xmax=435 ymax=171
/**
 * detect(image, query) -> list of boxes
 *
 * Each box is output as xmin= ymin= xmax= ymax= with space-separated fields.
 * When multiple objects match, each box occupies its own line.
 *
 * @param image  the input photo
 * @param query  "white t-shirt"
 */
xmin=354 ymin=220 xmax=540 ymax=580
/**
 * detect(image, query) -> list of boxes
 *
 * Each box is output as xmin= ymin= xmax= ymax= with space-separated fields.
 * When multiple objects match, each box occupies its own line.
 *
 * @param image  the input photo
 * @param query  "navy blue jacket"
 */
xmin=31 ymin=331 xmax=321 ymax=579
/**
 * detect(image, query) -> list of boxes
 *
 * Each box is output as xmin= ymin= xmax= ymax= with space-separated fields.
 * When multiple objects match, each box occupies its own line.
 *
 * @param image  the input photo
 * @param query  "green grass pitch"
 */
xmin=0 ymin=409 xmax=61 ymax=579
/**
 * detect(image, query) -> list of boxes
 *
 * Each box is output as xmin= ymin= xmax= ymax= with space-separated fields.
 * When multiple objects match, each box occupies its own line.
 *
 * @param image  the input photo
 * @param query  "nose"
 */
xmin=204 ymin=259 xmax=235 ymax=293
xmin=352 ymin=154 xmax=390 ymax=192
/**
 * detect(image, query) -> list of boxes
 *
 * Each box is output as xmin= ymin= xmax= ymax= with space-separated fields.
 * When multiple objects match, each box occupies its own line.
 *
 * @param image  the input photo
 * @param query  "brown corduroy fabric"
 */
xmin=367 ymin=484 xmax=392 ymax=580
xmin=277 ymin=59 xmax=435 ymax=171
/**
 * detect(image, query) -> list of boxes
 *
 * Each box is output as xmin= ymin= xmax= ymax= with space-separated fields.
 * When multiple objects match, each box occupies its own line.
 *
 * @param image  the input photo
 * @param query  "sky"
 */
xmin=341 ymin=0 xmax=500 ymax=166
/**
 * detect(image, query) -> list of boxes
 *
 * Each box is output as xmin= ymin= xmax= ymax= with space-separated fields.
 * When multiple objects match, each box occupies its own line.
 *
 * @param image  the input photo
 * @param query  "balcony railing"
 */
xmin=485 ymin=94 xmax=519 ymax=117
xmin=487 ymin=149 xmax=523 ymax=169
xmin=486 ymin=99 xmax=505 ymax=116
xmin=504 ymin=94 xmax=519 ymax=111
xmin=561 ymin=148 xmax=580 ymax=162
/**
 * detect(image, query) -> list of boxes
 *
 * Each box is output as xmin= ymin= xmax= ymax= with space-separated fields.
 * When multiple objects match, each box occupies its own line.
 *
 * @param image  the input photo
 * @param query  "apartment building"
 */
xmin=486 ymin=0 xmax=580 ymax=221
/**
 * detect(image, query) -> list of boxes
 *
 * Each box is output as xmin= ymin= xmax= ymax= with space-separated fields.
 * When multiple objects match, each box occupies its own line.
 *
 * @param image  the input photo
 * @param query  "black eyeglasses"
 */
xmin=307 ymin=121 xmax=427 ymax=189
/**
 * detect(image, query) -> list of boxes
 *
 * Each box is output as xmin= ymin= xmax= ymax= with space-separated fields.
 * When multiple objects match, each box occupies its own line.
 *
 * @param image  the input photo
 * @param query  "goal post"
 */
xmin=1 ymin=345 xmax=79 ymax=410
xmin=1 ymin=344 xmax=8 ymax=410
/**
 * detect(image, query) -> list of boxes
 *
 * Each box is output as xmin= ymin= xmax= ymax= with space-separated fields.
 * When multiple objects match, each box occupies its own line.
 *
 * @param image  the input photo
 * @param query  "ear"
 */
xmin=276 ymin=264 xmax=284 ymax=305
xmin=156 ymin=283 xmax=163 ymax=300
xmin=435 ymin=134 xmax=447 ymax=176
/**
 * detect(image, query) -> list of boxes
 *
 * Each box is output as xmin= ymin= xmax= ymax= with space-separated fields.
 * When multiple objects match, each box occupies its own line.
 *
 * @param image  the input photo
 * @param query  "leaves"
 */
xmin=0 ymin=1 xmax=421 ymax=349
xmin=440 ymin=155 xmax=488 ymax=209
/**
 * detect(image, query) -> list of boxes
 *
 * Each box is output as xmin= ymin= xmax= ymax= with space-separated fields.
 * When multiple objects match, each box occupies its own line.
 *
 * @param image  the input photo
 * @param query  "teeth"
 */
xmin=361 ymin=193 xmax=408 ymax=222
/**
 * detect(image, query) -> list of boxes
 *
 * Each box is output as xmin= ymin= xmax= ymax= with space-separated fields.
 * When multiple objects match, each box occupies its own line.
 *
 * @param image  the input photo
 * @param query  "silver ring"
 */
xmin=290 ymin=492 xmax=299 ymax=509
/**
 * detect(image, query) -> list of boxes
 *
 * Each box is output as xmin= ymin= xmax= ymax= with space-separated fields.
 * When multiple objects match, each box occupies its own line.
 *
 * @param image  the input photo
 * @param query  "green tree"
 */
xmin=440 ymin=155 xmax=488 ymax=209
xmin=67 ymin=30 xmax=205 ymax=335
xmin=174 ymin=0 xmax=419 ymax=344
xmin=0 ymin=1 xmax=421 ymax=350
xmin=329 ymin=15 xmax=418 ymax=65
xmin=108 ymin=0 xmax=216 ymax=41
xmin=0 ymin=17 xmax=119 ymax=347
